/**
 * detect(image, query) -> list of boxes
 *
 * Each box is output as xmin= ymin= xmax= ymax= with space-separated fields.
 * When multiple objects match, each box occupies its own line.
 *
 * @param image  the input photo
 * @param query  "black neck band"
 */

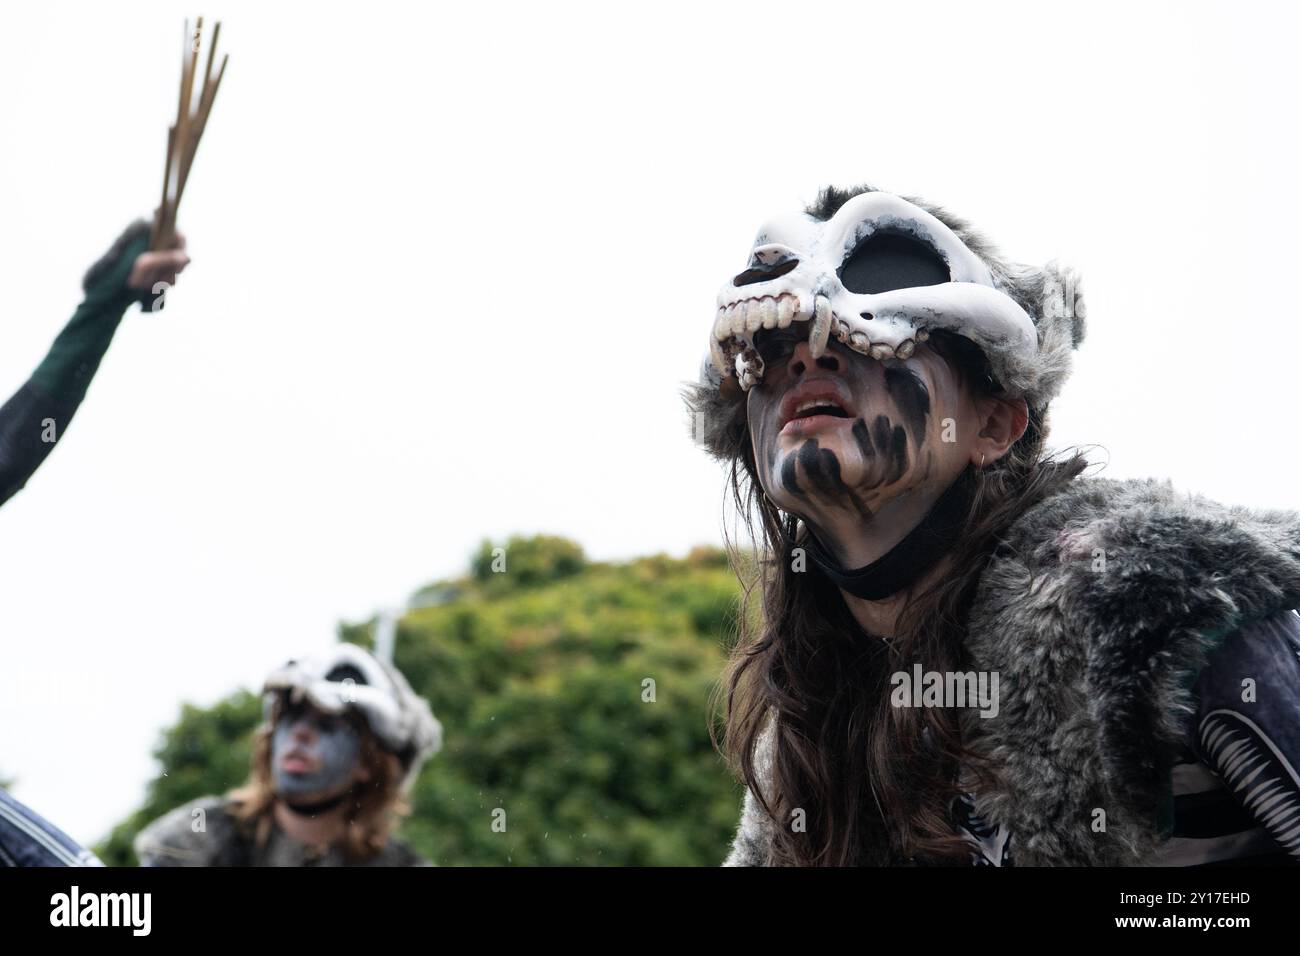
xmin=804 ymin=463 xmax=978 ymax=600
xmin=281 ymin=792 xmax=349 ymax=817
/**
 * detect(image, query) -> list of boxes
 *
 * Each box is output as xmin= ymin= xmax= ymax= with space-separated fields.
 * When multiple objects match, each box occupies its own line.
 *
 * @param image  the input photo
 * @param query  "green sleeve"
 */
xmin=0 ymin=220 xmax=151 ymax=507
xmin=29 ymin=221 xmax=152 ymax=403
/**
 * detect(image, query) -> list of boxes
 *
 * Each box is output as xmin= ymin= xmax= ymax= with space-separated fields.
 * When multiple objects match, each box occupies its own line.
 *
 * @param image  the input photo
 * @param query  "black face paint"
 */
xmin=885 ymin=420 xmax=909 ymax=484
xmin=859 ymin=415 xmax=909 ymax=485
xmin=883 ymin=364 xmax=931 ymax=445
xmin=798 ymin=440 xmax=840 ymax=498
xmin=748 ymin=333 xmax=956 ymax=532
xmin=796 ymin=439 xmax=871 ymax=518
xmin=780 ymin=452 xmax=802 ymax=498
xmin=803 ymin=462 xmax=979 ymax=600
xmin=851 ymin=417 xmax=874 ymax=458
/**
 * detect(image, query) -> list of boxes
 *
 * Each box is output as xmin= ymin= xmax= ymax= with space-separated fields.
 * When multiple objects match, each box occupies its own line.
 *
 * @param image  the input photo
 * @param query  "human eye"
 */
xmin=752 ymin=327 xmax=801 ymax=366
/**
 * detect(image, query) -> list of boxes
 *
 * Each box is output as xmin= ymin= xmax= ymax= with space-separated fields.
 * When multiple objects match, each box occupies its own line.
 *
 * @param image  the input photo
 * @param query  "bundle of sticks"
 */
xmin=150 ymin=17 xmax=228 ymax=251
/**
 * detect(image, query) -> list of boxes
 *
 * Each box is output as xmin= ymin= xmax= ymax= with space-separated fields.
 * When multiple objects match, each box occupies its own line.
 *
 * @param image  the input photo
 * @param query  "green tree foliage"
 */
xmin=98 ymin=692 xmax=263 ymax=866
xmin=466 ymin=534 xmax=586 ymax=591
xmin=98 ymin=537 xmax=745 ymax=866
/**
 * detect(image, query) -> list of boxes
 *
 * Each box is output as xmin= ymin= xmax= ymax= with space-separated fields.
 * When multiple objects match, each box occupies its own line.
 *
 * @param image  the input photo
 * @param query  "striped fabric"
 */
xmin=0 ymin=789 xmax=102 ymax=867
xmin=1149 ymin=738 xmax=1293 ymax=866
xmin=957 ymin=608 xmax=1300 ymax=867
xmin=954 ymin=791 xmax=1012 ymax=866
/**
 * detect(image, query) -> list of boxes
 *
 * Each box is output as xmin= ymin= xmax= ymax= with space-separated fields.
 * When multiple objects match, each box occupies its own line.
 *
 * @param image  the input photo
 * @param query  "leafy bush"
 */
xmin=98 ymin=537 xmax=745 ymax=866
xmin=98 ymin=692 xmax=263 ymax=866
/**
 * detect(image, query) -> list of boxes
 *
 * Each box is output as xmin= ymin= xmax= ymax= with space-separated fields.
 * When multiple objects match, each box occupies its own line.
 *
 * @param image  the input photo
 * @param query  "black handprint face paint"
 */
xmin=748 ymin=323 xmax=976 ymax=545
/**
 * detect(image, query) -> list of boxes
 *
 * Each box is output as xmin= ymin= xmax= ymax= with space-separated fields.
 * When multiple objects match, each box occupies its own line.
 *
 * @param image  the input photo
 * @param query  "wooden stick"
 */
xmin=164 ymin=20 xmax=200 ymax=247
xmin=177 ymin=28 xmax=226 ymax=206
xmin=152 ymin=18 xmax=227 ymax=251
xmin=177 ymin=53 xmax=226 ymax=206
xmin=187 ymin=53 xmax=225 ymax=169
xmin=151 ymin=123 xmax=177 ymax=250
xmin=161 ymin=21 xmax=187 ymax=248
xmin=164 ymin=19 xmax=196 ymax=247
xmin=202 ymin=21 xmax=221 ymax=96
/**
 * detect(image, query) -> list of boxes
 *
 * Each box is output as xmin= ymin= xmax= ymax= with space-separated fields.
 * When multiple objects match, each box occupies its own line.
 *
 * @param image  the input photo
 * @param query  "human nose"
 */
xmin=786 ymin=339 xmax=842 ymax=379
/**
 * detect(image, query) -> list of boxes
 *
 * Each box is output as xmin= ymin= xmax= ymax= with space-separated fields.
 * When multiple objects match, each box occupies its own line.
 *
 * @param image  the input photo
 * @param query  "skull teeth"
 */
xmin=737 ymin=346 xmax=764 ymax=390
xmin=776 ymin=295 xmax=795 ymax=327
xmin=715 ymin=292 xmax=800 ymax=338
xmin=711 ymin=296 xmax=930 ymax=385
xmin=810 ymin=295 xmax=832 ymax=359
xmin=791 ymin=294 xmax=811 ymax=326
xmin=716 ymin=304 xmax=731 ymax=337
xmin=709 ymin=336 xmax=729 ymax=375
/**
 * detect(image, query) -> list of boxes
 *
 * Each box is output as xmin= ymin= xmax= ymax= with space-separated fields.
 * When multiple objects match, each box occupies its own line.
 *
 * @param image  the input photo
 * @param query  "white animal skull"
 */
xmin=710 ymin=191 xmax=1039 ymax=392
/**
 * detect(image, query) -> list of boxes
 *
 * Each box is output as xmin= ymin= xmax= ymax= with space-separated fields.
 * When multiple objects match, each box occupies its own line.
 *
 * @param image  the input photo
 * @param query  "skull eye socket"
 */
xmin=326 ymin=663 xmax=369 ymax=686
xmin=839 ymin=231 xmax=950 ymax=295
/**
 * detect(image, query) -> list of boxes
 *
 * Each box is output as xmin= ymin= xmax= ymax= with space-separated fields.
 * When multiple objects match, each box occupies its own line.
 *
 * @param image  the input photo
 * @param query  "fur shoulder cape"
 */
xmin=725 ymin=473 xmax=1300 ymax=866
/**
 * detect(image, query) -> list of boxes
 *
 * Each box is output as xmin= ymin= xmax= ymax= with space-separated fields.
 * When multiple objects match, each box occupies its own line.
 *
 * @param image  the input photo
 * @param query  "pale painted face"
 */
xmin=271 ymin=704 xmax=363 ymax=803
xmin=747 ymin=323 xmax=982 ymax=542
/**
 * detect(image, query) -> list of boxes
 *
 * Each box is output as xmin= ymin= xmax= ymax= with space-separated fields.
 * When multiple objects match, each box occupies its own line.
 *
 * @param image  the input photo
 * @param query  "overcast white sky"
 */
xmin=1 ymin=0 xmax=1297 ymax=845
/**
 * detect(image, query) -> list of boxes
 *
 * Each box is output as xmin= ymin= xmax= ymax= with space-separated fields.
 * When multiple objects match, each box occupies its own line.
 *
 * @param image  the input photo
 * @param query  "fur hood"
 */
xmin=726 ymin=472 xmax=1300 ymax=865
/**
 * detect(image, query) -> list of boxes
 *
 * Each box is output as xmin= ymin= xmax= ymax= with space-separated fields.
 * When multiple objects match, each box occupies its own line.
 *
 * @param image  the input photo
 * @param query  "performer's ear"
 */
xmin=973 ymin=394 xmax=1028 ymax=466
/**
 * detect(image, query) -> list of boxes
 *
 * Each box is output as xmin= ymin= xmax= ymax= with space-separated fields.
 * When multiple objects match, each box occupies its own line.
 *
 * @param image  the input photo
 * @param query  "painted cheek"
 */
xmin=316 ymin=726 xmax=361 ymax=775
xmin=271 ymin=719 xmax=361 ymax=798
xmin=926 ymin=385 xmax=964 ymax=447
xmin=747 ymin=391 xmax=783 ymax=486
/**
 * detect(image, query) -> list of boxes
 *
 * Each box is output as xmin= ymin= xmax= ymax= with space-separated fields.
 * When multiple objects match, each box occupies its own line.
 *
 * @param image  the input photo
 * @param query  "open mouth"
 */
xmin=779 ymin=382 xmax=857 ymax=435
xmin=781 ymin=401 xmax=853 ymax=437
xmin=281 ymin=752 xmax=316 ymax=774
xmin=791 ymin=399 xmax=851 ymax=421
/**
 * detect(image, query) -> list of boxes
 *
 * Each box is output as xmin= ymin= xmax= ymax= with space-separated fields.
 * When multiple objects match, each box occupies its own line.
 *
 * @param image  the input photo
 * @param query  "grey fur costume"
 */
xmin=134 ymin=796 xmax=428 ymax=867
xmin=722 ymin=473 xmax=1300 ymax=865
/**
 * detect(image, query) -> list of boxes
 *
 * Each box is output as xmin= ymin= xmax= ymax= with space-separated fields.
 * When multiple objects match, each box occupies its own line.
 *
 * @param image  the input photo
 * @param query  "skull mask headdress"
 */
xmin=689 ymin=184 xmax=1087 ymax=460
xmin=263 ymin=643 xmax=443 ymax=794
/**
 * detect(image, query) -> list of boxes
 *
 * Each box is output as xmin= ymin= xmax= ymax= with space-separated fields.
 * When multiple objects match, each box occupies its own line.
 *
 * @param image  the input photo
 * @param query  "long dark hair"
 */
xmin=714 ymin=330 xmax=1090 ymax=865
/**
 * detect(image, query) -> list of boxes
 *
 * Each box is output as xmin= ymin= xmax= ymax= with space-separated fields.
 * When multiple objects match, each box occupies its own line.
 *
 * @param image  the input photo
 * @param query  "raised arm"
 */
xmin=0 ymin=220 xmax=189 ymax=507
